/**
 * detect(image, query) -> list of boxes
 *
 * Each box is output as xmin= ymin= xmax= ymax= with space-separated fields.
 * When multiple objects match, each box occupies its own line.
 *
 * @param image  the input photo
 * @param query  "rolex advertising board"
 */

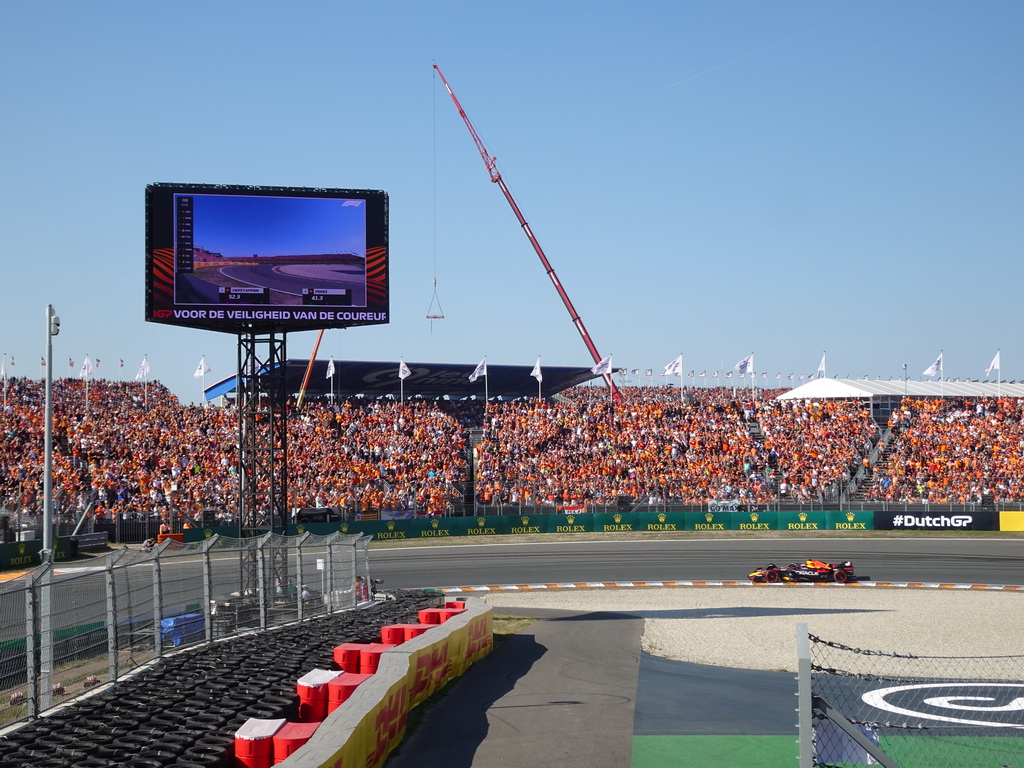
xmin=0 ymin=537 xmax=78 ymax=569
xmin=204 ymin=509 xmax=885 ymax=543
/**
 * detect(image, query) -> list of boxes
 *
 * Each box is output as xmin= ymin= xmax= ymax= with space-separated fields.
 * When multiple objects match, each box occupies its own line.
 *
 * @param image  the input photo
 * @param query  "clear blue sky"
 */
xmin=2 ymin=1 xmax=1021 ymax=402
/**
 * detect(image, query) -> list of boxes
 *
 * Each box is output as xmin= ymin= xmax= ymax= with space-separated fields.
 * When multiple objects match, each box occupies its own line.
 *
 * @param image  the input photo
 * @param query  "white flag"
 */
xmin=923 ymin=353 xmax=943 ymax=377
xmin=326 ymin=358 xmax=336 ymax=379
xmin=136 ymin=357 xmax=150 ymax=381
xmin=986 ymin=351 xmax=1001 ymax=377
xmin=591 ymin=355 xmax=612 ymax=376
xmin=662 ymin=355 xmax=683 ymax=377
xmin=468 ymin=357 xmax=487 ymax=382
xmin=817 ymin=352 xmax=826 ymax=378
xmin=194 ymin=356 xmax=211 ymax=379
xmin=398 ymin=359 xmax=412 ymax=380
xmin=530 ymin=357 xmax=543 ymax=382
xmin=734 ymin=353 xmax=754 ymax=374
xmin=80 ymin=356 xmax=94 ymax=379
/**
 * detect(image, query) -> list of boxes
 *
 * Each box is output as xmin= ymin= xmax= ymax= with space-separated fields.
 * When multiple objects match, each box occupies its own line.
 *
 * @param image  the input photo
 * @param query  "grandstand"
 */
xmin=780 ymin=377 xmax=1024 ymax=420
xmin=1 ymin=371 xmax=1021 ymax=543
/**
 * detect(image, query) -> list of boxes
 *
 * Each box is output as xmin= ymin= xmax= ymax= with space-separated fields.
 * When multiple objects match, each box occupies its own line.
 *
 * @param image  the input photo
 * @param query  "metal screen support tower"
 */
xmin=237 ymin=331 xmax=289 ymax=598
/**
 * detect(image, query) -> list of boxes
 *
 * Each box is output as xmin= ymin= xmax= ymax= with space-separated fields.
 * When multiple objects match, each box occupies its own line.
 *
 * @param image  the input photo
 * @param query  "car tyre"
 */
xmin=764 ymin=569 xmax=781 ymax=583
xmin=832 ymin=569 xmax=849 ymax=583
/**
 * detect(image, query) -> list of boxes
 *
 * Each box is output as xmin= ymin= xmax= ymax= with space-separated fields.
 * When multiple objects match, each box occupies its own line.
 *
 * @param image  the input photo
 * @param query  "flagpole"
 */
xmin=2 ymin=353 xmax=7 ymax=409
xmin=678 ymin=354 xmax=683 ymax=403
xmin=997 ymin=349 xmax=1002 ymax=399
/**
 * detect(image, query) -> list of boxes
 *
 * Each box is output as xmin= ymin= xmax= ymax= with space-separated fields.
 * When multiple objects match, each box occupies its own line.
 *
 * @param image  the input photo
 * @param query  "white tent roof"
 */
xmin=776 ymin=378 xmax=1024 ymax=400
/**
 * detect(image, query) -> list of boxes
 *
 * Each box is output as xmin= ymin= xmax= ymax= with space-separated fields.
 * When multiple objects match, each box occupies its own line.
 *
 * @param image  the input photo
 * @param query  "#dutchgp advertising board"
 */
xmin=145 ymin=183 xmax=389 ymax=333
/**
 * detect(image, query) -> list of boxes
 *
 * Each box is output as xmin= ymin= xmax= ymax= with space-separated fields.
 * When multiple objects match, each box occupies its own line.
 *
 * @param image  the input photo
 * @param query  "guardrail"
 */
xmin=70 ymin=531 xmax=108 ymax=551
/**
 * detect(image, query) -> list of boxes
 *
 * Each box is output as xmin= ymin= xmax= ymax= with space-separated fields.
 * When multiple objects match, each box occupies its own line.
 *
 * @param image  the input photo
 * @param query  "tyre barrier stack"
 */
xmin=229 ymin=599 xmax=479 ymax=767
xmin=0 ymin=590 xmax=488 ymax=768
xmin=271 ymin=599 xmax=490 ymax=767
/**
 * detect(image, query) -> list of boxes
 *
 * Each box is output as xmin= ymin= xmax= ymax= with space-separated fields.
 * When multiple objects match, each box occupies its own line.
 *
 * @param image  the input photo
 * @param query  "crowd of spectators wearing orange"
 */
xmin=2 ymin=378 xmax=1019 ymax=521
xmin=287 ymin=398 xmax=469 ymax=517
xmin=0 ymin=378 xmax=470 ymax=526
xmin=757 ymin=397 xmax=878 ymax=504
xmin=474 ymin=387 xmax=876 ymax=506
xmin=866 ymin=396 xmax=1024 ymax=504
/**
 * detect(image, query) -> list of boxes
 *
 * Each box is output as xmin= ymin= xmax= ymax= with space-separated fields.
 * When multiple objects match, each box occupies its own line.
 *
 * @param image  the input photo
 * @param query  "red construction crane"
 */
xmin=433 ymin=64 xmax=621 ymax=401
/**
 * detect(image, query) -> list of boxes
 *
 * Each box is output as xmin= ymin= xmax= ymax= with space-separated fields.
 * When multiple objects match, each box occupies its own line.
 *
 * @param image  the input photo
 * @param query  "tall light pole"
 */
xmin=43 ymin=304 xmax=59 ymax=558
xmin=40 ymin=304 xmax=59 ymax=711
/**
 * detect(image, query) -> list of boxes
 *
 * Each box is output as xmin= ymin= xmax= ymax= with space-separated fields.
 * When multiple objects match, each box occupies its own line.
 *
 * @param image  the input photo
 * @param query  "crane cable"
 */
xmin=426 ymin=64 xmax=445 ymax=330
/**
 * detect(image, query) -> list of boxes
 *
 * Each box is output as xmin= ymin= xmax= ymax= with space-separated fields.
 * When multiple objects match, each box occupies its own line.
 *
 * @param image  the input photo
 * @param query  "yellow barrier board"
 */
xmin=1000 ymin=510 xmax=1024 ymax=532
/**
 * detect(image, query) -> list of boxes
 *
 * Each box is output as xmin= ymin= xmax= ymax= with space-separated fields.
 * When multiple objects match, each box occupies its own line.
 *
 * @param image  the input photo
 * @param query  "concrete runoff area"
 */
xmin=385 ymin=608 xmax=643 ymax=768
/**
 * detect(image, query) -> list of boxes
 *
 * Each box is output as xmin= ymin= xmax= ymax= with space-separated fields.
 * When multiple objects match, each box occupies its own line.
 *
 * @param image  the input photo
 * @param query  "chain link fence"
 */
xmin=798 ymin=624 xmax=1024 ymax=767
xmin=0 ymin=531 xmax=371 ymax=728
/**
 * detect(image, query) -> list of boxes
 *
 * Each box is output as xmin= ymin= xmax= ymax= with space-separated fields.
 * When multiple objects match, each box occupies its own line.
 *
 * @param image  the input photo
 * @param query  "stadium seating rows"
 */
xmin=0 ymin=377 xmax=1014 ymax=522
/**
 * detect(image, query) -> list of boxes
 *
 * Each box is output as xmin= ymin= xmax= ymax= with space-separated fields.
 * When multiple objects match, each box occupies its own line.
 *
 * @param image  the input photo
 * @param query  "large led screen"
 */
xmin=146 ymin=183 xmax=389 ymax=333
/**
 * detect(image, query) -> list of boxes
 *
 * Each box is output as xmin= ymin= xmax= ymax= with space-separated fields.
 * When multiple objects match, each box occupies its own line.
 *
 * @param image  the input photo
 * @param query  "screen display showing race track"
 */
xmin=146 ymin=183 xmax=389 ymax=333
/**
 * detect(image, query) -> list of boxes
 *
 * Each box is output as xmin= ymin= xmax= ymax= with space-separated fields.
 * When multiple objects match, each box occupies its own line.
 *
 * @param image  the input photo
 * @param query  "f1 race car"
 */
xmin=749 ymin=559 xmax=855 ymax=584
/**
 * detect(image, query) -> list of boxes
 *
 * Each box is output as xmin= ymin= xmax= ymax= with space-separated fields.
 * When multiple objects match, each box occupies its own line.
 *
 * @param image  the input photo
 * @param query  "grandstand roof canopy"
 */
xmin=777 ymin=377 xmax=1024 ymax=400
xmin=204 ymin=359 xmax=599 ymax=401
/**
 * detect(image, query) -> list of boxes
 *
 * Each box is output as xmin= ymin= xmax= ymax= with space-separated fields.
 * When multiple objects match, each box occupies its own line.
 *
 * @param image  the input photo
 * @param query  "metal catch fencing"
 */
xmin=797 ymin=624 xmax=1024 ymax=767
xmin=0 ymin=531 xmax=371 ymax=728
